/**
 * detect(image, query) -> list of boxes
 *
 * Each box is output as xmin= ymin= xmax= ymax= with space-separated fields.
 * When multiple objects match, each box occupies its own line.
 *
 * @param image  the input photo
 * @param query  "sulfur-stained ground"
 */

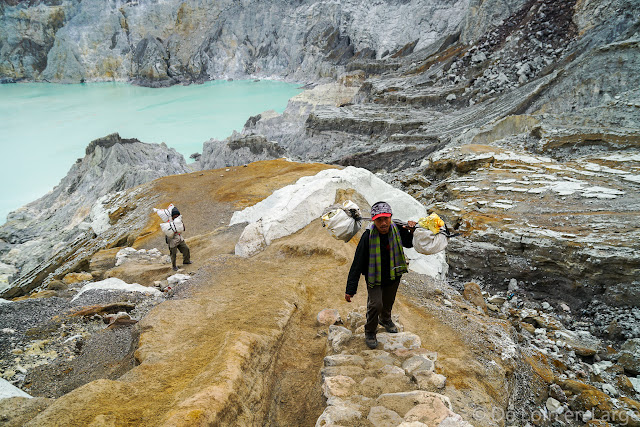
xmin=4 ymin=160 xmax=525 ymax=426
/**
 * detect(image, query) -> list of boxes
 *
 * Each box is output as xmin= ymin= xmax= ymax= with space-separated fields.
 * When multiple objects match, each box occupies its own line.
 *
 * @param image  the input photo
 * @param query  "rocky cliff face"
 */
xmin=0 ymin=133 xmax=189 ymax=297
xmin=202 ymin=0 xmax=640 ymax=308
xmin=0 ymin=0 xmax=76 ymax=82
xmin=200 ymin=131 xmax=287 ymax=170
xmin=2 ymin=0 xmax=638 ymax=305
xmin=2 ymin=0 xmax=476 ymax=85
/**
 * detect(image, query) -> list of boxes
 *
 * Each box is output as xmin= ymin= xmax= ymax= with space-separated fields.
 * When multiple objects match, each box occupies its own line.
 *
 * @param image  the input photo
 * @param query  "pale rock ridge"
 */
xmin=230 ymin=166 xmax=448 ymax=280
xmin=200 ymin=133 xmax=286 ymax=170
xmin=0 ymin=133 xmax=189 ymax=298
xmin=200 ymin=81 xmax=361 ymax=169
xmin=2 ymin=0 xmax=500 ymax=84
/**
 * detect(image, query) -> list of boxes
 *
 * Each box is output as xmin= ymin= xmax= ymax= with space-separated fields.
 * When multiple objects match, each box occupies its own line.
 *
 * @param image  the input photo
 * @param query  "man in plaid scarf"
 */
xmin=345 ymin=201 xmax=416 ymax=349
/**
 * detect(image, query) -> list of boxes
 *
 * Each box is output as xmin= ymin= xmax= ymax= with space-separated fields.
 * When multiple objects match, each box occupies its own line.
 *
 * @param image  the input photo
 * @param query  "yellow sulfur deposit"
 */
xmin=418 ymin=213 xmax=445 ymax=234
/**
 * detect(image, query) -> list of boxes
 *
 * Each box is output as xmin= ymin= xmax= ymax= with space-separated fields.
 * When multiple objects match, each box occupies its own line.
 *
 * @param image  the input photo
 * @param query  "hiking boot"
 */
xmin=172 ymin=266 xmax=178 ymax=271
xmin=365 ymin=333 xmax=378 ymax=349
xmin=183 ymin=261 xmax=192 ymax=265
xmin=379 ymin=319 xmax=398 ymax=333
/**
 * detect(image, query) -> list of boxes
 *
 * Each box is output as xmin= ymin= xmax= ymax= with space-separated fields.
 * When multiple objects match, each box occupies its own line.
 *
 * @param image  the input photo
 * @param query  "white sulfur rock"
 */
xmin=89 ymin=194 xmax=112 ymax=235
xmin=0 ymin=378 xmax=32 ymax=399
xmin=546 ymin=397 xmax=562 ymax=414
xmin=602 ymin=383 xmax=618 ymax=397
xmin=328 ymin=325 xmax=353 ymax=353
xmin=115 ymin=247 xmax=170 ymax=266
xmin=72 ymin=277 xmax=162 ymax=302
xmin=167 ymin=274 xmax=191 ymax=286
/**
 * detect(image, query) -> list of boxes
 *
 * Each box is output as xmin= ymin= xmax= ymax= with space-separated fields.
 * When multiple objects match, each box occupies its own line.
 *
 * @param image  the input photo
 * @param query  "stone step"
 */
xmin=316 ymin=307 xmax=472 ymax=426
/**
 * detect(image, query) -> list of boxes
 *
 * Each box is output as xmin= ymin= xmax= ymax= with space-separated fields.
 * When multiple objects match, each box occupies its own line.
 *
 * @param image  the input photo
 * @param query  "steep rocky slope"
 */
xmin=1 ymin=0 xmax=478 ymax=85
xmin=0 ymin=133 xmax=189 ymax=298
xmin=1 ymin=161 xmax=639 ymax=426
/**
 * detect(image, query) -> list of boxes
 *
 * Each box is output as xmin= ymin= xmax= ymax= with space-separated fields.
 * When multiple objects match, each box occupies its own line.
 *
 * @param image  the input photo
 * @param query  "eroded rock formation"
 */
xmin=0 ymin=133 xmax=188 ymax=298
xmin=2 ymin=0 xmax=477 ymax=85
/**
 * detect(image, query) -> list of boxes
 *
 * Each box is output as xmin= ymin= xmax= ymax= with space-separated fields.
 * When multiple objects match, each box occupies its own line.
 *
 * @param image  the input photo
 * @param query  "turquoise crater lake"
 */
xmin=0 ymin=80 xmax=302 ymax=224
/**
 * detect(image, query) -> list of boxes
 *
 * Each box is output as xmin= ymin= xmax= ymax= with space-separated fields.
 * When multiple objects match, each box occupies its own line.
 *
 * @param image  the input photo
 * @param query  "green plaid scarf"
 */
xmin=367 ymin=222 xmax=408 ymax=287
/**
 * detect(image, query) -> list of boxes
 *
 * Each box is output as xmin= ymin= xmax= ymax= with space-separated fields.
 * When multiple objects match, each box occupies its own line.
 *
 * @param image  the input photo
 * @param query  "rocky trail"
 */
xmin=0 ymin=161 xmax=513 ymax=426
xmin=2 ymin=160 xmax=639 ymax=426
xmin=316 ymin=308 xmax=472 ymax=426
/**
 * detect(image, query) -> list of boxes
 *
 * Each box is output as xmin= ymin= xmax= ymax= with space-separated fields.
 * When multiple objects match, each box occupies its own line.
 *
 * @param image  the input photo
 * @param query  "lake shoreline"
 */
xmin=0 ymin=80 xmax=303 ymax=223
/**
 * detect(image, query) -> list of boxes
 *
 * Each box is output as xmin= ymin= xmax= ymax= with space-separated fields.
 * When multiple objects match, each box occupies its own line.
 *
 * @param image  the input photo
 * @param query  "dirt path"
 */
xmin=23 ymin=160 xmax=511 ymax=426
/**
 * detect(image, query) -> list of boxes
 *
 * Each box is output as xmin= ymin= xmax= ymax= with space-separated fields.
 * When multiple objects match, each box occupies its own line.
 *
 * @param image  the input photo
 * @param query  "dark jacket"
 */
xmin=346 ymin=224 xmax=414 ymax=296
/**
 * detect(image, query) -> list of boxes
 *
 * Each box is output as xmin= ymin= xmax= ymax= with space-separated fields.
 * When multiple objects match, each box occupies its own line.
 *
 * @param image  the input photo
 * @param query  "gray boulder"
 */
xmin=133 ymin=35 xmax=171 ymax=85
xmin=618 ymin=339 xmax=640 ymax=375
xmin=200 ymin=133 xmax=286 ymax=170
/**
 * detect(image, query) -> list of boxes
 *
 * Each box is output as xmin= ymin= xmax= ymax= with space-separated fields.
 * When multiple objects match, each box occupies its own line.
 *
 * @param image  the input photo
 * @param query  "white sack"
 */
xmin=321 ymin=200 xmax=362 ymax=242
xmin=160 ymin=215 xmax=185 ymax=238
xmin=154 ymin=204 xmax=175 ymax=222
xmin=322 ymin=209 xmax=360 ymax=242
xmin=341 ymin=200 xmax=361 ymax=218
xmin=412 ymin=228 xmax=448 ymax=255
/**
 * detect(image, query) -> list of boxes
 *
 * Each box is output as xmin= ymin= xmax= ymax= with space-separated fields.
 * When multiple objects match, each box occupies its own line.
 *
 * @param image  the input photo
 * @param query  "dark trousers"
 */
xmin=170 ymin=241 xmax=191 ymax=267
xmin=365 ymin=278 xmax=400 ymax=335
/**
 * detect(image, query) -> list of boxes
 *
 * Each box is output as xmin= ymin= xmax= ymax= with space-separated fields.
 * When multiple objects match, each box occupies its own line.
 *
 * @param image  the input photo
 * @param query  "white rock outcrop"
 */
xmin=231 ymin=166 xmax=448 ymax=280
xmin=115 ymin=247 xmax=170 ymax=267
xmin=71 ymin=277 xmax=163 ymax=302
xmin=0 ymin=378 xmax=32 ymax=399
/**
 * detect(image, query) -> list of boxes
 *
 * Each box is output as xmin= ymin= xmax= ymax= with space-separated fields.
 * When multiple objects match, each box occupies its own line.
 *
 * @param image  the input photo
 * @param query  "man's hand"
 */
xmin=406 ymin=220 xmax=417 ymax=230
xmin=345 ymin=294 xmax=353 ymax=302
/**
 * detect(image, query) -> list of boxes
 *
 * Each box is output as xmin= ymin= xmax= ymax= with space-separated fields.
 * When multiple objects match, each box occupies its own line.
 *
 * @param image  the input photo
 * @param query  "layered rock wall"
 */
xmin=1 ymin=0 xmax=501 ymax=85
xmin=197 ymin=0 xmax=640 ymax=304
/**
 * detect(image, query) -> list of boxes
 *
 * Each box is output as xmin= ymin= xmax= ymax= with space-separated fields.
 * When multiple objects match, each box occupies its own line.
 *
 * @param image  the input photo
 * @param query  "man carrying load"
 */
xmin=166 ymin=207 xmax=191 ymax=271
xmin=344 ymin=201 xmax=416 ymax=349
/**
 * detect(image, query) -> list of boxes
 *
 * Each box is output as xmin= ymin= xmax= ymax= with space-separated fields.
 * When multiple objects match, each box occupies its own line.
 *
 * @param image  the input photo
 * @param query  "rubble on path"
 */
xmin=317 ymin=306 xmax=472 ymax=426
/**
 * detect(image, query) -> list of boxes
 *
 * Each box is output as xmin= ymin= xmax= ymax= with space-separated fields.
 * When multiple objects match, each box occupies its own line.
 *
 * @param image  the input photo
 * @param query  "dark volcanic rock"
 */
xmin=85 ymin=133 xmax=139 ymax=155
